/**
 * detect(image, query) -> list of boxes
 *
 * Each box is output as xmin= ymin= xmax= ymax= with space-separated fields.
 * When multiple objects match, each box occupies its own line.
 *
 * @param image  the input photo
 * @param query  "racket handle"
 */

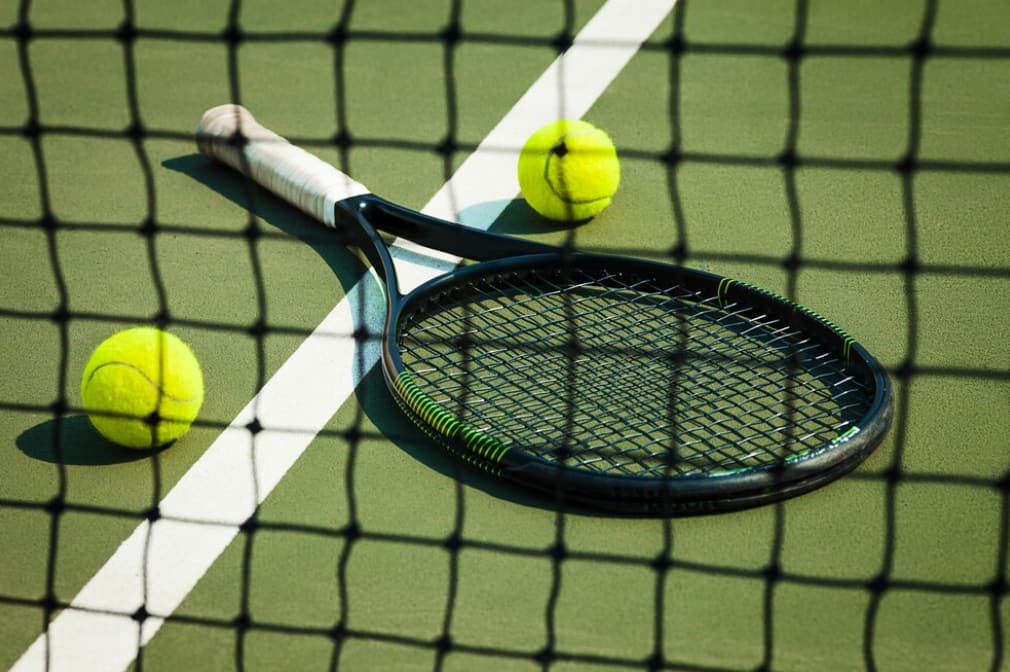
xmin=196 ymin=104 xmax=369 ymax=227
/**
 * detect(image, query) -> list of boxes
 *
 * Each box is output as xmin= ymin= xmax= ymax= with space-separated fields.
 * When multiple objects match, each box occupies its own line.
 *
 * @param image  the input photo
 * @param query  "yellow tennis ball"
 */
xmin=81 ymin=327 xmax=204 ymax=449
xmin=517 ymin=119 xmax=620 ymax=222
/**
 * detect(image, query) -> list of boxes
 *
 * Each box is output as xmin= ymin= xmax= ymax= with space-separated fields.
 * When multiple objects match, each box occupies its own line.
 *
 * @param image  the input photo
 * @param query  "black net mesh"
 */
xmin=2 ymin=0 xmax=1010 ymax=670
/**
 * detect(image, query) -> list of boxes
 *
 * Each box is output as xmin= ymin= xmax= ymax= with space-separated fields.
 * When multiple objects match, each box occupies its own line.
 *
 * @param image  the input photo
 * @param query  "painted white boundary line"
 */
xmin=13 ymin=2 xmax=674 ymax=670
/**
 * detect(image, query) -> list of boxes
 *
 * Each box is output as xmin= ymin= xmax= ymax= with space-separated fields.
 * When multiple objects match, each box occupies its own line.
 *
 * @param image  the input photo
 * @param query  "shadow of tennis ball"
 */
xmin=16 ymin=415 xmax=159 ymax=465
xmin=467 ymin=198 xmax=592 ymax=236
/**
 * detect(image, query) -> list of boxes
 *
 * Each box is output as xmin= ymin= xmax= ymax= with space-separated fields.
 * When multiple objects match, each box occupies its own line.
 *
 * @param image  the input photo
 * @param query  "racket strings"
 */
xmin=404 ymin=324 xmax=859 ymax=477
xmin=397 ymin=266 xmax=873 ymax=477
xmin=406 ymin=270 xmax=864 ymax=474
xmin=453 ymin=312 xmax=852 ymax=473
xmin=412 ymin=270 xmax=697 ymax=354
xmin=430 ymin=299 xmax=840 ymax=425
xmin=409 ymin=272 xmax=714 ymax=474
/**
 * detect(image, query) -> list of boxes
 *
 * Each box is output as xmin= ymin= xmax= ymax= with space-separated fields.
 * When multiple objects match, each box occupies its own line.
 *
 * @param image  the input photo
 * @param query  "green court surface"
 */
xmin=2 ymin=1 xmax=1009 ymax=670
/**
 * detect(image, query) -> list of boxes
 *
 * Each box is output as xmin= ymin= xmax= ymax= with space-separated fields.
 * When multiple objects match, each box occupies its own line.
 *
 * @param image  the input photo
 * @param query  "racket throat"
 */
xmin=336 ymin=197 xmax=403 ymax=300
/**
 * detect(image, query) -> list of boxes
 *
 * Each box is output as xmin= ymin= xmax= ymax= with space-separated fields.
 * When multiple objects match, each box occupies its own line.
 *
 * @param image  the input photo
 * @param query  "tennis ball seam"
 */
xmin=83 ymin=361 xmax=201 ymax=404
xmin=517 ymin=119 xmax=620 ymax=222
xmin=544 ymin=129 xmax=616 ymax=206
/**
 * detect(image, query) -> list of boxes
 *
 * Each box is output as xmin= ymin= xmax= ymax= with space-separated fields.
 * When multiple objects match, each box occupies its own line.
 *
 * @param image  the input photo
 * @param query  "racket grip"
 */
xmin=196 ymin=104 xmax=369 ymax=227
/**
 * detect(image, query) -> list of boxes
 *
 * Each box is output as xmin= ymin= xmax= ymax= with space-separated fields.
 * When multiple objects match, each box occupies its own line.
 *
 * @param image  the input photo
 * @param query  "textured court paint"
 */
xmin=10 ymin=2 xmax=677 ymax=670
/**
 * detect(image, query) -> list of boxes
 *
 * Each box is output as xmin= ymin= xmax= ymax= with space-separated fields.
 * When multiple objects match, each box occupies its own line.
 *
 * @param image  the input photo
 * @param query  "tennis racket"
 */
xmin=196 ymin=104 xmax=893 ymax=515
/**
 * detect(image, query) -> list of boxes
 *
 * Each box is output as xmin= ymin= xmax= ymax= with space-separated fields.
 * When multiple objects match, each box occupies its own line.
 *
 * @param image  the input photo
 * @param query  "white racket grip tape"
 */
xmin=196 ymin=105 xmax=370 ymax=228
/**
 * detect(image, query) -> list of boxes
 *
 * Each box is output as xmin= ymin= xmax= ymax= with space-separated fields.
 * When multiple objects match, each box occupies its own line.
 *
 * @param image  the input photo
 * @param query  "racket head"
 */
xmin=381 ymin=253 xmax=892 ymax=515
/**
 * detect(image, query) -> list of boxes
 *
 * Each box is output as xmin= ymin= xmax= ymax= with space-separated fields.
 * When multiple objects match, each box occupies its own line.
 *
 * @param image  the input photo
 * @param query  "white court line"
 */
xmin=12 ymin=2 xmax=675 ymax=670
